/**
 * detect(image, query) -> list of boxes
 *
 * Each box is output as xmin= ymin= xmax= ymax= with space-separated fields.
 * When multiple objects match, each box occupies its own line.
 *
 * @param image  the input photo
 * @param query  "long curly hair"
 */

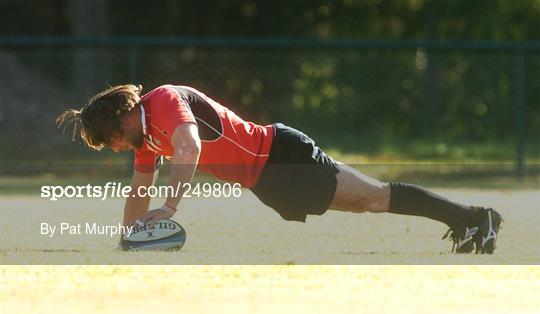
xmin=56 ymin=84 xmax=143 ymax=151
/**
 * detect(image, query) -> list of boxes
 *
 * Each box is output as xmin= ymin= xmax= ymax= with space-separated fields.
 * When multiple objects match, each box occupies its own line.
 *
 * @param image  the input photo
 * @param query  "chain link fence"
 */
xmin=1 ymin=37 xmax=538 ymax=177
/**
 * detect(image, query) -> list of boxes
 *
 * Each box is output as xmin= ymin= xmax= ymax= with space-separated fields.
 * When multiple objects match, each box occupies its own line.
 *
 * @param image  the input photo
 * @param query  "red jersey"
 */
xmin=134 ymin=85 xmax=274 ymax=188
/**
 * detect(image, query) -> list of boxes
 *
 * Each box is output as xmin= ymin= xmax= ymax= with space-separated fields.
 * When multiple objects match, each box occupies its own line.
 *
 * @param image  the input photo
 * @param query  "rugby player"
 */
xmin=57 ymin=84 xmax=502 ymax=254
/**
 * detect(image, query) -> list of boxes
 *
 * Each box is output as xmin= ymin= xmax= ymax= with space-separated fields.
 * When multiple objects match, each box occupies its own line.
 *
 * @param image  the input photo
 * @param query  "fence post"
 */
xmin=515 ymin=49 xmax=525 ymax=180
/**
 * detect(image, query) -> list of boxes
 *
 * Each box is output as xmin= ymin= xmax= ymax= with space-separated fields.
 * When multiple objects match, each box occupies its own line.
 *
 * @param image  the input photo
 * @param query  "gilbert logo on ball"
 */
xmin=121 ymin=219 xmax=186 ymax=251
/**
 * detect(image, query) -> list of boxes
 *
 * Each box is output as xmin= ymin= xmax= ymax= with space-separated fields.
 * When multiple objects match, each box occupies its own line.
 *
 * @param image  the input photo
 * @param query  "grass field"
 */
xmin=1 ymin=189 xmax=539 ymax=264
xmin=1 ymin=187 xmax=539 ymax=312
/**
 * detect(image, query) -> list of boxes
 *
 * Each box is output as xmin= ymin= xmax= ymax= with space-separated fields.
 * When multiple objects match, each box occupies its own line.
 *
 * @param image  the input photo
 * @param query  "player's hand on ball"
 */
xmin=134 ymin=208 xmax=173 ymax=229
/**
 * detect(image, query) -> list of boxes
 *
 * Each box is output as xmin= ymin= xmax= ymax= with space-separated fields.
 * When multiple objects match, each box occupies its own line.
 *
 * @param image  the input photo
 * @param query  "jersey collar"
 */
xmin=140 ymin=105 xmax=147 ymax=135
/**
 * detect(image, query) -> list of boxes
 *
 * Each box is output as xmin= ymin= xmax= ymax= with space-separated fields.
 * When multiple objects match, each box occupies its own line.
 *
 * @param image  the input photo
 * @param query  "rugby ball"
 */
xmin=121 ymin=219 xmax=186 ymax=251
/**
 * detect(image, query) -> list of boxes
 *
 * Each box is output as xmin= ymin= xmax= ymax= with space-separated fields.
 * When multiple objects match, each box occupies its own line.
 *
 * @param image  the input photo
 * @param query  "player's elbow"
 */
xmin=174 ymin=139 xmax=200 ymax=161
xmin=171 ymin=123 xmax=201 ymax=160
xmin=190 ymin=141 xmax=201 ymax=158
xmin=186 ymin=137 xmax=201 ymax=156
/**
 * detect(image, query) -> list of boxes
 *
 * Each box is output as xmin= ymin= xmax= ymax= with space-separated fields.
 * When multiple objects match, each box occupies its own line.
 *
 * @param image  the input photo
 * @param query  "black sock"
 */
xmin=388 ymin=182 xmax=484 ymax=230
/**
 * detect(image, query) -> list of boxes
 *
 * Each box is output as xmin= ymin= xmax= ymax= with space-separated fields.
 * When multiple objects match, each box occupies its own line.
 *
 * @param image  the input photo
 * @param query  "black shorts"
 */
xmin=251 ymin=123 xmax=340 ymax=222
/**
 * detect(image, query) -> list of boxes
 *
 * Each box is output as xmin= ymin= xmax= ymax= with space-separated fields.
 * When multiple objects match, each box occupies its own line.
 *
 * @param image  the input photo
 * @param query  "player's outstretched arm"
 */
xmin=122 ymin=169 xmax=157 ymax=227
xmin=136 ymin=123 xmax=201 ymax=227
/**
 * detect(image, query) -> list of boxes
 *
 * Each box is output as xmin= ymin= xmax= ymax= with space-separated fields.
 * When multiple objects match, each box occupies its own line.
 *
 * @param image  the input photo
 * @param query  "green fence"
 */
xmin=1 ymin=36 xmax=539 ymax=178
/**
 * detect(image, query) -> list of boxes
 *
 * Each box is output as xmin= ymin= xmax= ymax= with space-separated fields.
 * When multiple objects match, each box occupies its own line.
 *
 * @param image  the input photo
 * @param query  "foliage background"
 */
xmin=0 ymin=0 xmax=538 ymax=168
